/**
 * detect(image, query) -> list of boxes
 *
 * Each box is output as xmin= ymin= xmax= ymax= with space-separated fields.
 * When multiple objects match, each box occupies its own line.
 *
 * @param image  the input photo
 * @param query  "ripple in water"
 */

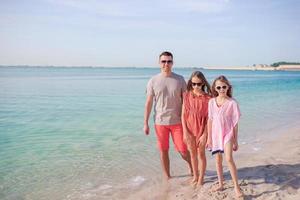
xmin=129 ymin=176 xmax=146 ymax=187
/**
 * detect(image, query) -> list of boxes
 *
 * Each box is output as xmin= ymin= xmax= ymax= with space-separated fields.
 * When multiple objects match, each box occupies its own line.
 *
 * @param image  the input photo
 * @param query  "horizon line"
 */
xmin=0 ymin=65 xmax=254 ymax=69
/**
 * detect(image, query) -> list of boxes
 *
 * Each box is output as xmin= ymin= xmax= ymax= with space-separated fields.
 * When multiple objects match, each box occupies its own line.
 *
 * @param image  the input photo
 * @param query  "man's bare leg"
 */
xmin=179 ymin=151 xmax=193 ymax=177
xmin=160 ymin=150 xmax=171 ymax=179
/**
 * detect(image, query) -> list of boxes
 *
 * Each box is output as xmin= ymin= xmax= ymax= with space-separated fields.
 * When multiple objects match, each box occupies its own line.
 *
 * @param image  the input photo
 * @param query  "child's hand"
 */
xmin=183 ymin=131 xmax=191 ymax=145
xmin=199 ymin=134 xmax=207 ymax=147
xmin=233 ymin=140 xmax=239 ymax=151
xmin=206 ymin=139 xmax=212 ymax=150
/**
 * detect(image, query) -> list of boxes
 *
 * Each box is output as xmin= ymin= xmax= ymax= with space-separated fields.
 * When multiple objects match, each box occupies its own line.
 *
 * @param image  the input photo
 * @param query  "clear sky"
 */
xmin=1 ymin=0 xmax=299 ymax=67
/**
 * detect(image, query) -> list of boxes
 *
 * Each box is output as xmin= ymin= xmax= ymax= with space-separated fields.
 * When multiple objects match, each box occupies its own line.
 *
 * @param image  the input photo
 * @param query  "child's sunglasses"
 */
xmin=192 ymin=82 xmax=203 ymax=87
xmin=216 ymin=86 xmax=227 ymax=90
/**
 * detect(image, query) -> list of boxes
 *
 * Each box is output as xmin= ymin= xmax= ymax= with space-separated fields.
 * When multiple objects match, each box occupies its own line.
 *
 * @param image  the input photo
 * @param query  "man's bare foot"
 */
xmin=235 ymin=187 xmax=244 ymax=199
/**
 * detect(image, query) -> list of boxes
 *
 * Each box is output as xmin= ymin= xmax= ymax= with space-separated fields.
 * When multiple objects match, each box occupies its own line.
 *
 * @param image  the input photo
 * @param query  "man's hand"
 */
xmin=143 ymin=123 xmax=150 ymax=135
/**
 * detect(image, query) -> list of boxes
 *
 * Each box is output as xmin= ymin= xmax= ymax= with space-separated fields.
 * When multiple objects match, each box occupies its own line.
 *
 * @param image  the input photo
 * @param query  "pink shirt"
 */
xmin=208 ymin=98 xmax=241 ymax=154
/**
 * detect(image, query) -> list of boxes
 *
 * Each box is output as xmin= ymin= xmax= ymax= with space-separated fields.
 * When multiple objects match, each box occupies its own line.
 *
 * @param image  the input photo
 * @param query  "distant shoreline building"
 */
xmin=252 ymin=64 xmax=300 ymax=71
xmin=252 ymin=64 xmax=276 ymax=71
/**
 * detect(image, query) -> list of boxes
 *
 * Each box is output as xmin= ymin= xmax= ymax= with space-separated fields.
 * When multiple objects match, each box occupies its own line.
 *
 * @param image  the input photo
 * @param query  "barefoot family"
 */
xmin=143 ymin=51 xmax=244 ymax=198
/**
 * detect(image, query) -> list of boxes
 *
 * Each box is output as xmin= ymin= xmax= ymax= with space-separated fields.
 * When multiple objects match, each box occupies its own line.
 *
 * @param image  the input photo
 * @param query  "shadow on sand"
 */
xmin=234 ymin=163 xmax=300 ymax=199
xmin=174 ymin=163 xmax=299 ymax=199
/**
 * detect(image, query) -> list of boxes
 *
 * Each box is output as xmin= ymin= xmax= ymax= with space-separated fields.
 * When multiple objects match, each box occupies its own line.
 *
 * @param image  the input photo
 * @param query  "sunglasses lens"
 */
xmin=216 ymin=86 xmax=227 ymax=90
xmin=161 ymin=60 xmax=172 ymax=64
xmin=192 ymin=82 xmax=202 ymax=87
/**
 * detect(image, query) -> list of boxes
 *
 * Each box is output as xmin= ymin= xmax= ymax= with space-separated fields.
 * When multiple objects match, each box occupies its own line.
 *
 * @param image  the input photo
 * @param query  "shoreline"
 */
xmin=1 ymin=65 xmax=300 ymax=71
xmin=202 ymin=66 xmax=300 ymax=71
xmin=123 ymin=125 xmax=300 ymax=200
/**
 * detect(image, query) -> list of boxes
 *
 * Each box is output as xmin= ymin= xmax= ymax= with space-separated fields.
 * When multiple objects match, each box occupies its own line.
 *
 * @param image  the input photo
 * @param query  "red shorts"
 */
xmin=154 ymin=124 xmax=187 ymax=152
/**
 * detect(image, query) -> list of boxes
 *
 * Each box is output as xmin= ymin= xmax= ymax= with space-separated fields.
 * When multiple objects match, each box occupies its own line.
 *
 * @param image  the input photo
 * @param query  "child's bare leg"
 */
xmin=225 ymin=141 xmax=243 ymax=198
xmin=184 ymin=137 xmax=198 ymax=184
xmin=197 ymin=143 xmax=206 ymax=186
xmin=215 ymin=152 xmax=224 ymax=191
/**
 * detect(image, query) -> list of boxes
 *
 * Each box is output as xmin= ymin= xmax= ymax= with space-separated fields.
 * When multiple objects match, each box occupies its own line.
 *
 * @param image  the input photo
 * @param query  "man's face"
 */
xmin=159 ymin=55 xmax=173 ymax=73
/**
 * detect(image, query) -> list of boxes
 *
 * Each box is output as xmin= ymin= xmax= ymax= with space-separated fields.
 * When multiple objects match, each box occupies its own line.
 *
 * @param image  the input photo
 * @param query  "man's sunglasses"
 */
xmin=192 ymin=82 xmax=203 ymax=87
xmin=161 ymin=60 xmax=173 ymax=64
xmin=216 ymin=86 xmax=227 ymax=90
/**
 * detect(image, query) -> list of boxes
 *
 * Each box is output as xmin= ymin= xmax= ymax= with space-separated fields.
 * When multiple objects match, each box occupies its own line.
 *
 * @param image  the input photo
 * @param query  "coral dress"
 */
xmin=208 ymin=98 xmax=241 ymax=155
xmin=183 ymin=92 xmax=210 ymax=145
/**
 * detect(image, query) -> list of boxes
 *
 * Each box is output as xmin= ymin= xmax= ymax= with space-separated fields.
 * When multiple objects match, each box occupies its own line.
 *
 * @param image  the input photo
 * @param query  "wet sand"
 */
xmin=125 ymin=126 xmax=300 ymax=200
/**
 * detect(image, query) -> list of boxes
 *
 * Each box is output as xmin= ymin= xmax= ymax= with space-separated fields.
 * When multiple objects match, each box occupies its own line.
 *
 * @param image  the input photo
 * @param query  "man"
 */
xmin=143 ymin=51 xmax=192 ymax=179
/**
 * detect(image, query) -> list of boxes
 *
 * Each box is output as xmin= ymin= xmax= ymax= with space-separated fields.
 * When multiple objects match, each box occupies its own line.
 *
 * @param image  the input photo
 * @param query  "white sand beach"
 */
xmin=124 ymin=126 xmax=300 ymax=200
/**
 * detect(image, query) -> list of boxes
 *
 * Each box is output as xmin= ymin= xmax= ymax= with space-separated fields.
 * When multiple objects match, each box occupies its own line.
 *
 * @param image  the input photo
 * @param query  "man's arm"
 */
xmin=181 ymin=99 xmax=189 ymax=143
xmin=143 ymin=95 xmax=153 ymax=135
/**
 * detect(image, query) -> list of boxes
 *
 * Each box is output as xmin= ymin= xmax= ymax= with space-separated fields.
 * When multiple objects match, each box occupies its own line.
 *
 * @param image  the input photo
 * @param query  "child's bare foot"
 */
xmin=196 ymin=177 xmax=204 ymax=187
xmin=235 ymin=187 xmax=244 ymax=199
xmin=163 ymin=175 xmax=171 ymax=181
xmin=212 ymin=184 xmax=224 ymax=192
xmin=189 ymin=168 xmax=193 ymax=176
xmin=190 ymin=177 xmax=198 ymax=185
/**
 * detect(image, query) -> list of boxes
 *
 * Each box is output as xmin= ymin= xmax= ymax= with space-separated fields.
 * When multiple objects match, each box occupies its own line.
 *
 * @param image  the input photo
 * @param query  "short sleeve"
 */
xmin=231 ymin=100 xmax=241 ymax=126
xmin=208 ymin=99 xmax=214 ymax=120
xmin=181 ymin=78 xmax=187 ymax=92
xmin=182 ymin=92 xmax=189 ymax=107
xmin=146 ymin=78 xmax=154 ymax=96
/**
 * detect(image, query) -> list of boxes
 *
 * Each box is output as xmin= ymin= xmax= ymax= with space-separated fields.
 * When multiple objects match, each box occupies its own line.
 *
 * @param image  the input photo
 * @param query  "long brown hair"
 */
xmin=187 ymin=71 xmax=211 ymax=95
xmin=211 ymin=75 xmax=232 ymax=97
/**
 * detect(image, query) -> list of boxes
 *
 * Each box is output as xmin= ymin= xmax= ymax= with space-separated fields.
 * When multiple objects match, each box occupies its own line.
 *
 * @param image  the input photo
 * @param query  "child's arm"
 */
xmin=206 ymin=119 xmax=212 ymax=149
xmin=232 ymin=100 xmax=241 ymax=151
xmin=233 ymin=123 xmax=239 ymax=151
xmin=199 ymin=124 xmax=208 ymax=147
xmin=233 ymin=123 xmax=238 ymax=140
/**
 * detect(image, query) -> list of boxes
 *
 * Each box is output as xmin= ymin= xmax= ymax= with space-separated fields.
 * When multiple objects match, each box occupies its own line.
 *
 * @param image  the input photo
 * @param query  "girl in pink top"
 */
xmin=206 ymin=75 xmax=243 ymax=198
xmin=182 ymin=71 xmax=211 ymax=186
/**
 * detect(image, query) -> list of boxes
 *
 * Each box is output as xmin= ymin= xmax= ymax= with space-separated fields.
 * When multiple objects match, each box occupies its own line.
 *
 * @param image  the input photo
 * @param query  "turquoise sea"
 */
xmin=1 ymin=67 xmax=300 ymax=199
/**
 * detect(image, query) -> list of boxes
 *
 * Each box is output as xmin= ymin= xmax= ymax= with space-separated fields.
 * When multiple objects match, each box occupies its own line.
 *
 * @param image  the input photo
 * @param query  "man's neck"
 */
xmin=161 ymin=71 xmax=172 ymax=77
